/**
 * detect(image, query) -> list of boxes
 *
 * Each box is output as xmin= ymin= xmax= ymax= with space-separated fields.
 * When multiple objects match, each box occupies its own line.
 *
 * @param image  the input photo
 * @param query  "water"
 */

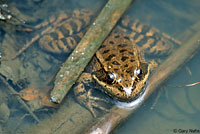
xmin=0 ymin=0 xmax=200 ymax=134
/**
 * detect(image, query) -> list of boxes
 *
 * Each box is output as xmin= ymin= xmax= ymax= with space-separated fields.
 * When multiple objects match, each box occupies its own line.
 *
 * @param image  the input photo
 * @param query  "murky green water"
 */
xmin=0 ymin=0 xmax=199 ymax=134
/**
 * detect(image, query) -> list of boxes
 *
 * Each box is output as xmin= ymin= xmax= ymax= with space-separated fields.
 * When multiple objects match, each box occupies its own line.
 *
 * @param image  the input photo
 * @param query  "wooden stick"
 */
xmin=83 ymin=32 xmax=200 ymax=134
xmin=50 ymin=0 xmax=133 ymax=103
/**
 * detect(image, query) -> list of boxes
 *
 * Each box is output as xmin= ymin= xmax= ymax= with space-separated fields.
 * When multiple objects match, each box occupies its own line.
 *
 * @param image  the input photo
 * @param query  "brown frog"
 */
xmin=73 ymin=31 xmax=150 ymax=117
xmin=73 ymin=17 xmax=181 ymax=117
xmin=74 ymin=17 xmax=181 ymax=117
xmin=88 ymin=31 xmax=149 ymax=102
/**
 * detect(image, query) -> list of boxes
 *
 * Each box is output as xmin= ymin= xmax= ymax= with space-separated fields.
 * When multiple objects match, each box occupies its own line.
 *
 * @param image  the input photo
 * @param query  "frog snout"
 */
xmin=123 ymin=86 xmax=133 ymax=96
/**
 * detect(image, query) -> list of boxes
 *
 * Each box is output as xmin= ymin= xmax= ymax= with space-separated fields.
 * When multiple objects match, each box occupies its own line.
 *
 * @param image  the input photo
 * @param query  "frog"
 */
xmin=12 ymin=9 xmax=181 ymax=118
xmin=73 ymin=17 xmax=181 ymax=117
xmin=73 ymin=31 xmax=150 ymax=117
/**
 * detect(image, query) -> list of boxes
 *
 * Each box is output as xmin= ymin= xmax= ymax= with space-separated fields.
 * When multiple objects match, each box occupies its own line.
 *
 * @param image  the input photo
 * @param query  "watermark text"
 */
xmin=173 ymin=129 xmax=200 ymax=133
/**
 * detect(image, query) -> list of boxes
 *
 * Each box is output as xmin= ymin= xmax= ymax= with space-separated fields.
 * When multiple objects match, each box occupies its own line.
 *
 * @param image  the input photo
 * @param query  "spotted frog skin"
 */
xmin=73 ymin=17 xmax=181 ymax=117
xmin=73 ymin=31 xmax=151 ymax=117
xmin=14 ymin=9 xmax=181 ymax=117
xmin=92 ymin=31 xmax=150 ymax=102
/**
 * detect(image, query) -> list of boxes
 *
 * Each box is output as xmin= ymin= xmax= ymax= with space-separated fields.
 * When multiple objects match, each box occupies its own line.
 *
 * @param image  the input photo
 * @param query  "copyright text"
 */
xmin=173 ymin=129 xmax=200 ymax=133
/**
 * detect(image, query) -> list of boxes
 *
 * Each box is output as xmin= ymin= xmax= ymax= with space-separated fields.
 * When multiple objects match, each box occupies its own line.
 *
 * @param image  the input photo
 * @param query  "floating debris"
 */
xmin=16 ymin=88 xmax=57 ymax=111
xmin=0 ymin=3 xmax=25 ymax=24
xmin=174 ymin=81 xmax=200 ymax=88
xmin=16 ymin=88 xmax=40 ymax=101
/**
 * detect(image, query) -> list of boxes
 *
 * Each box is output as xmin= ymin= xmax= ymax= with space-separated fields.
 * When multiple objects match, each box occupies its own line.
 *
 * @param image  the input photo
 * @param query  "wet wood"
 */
xmin=50 ymin=0 xmax=133 ymax=103
xmin=83 ymin=31 xmax=200 ymax=134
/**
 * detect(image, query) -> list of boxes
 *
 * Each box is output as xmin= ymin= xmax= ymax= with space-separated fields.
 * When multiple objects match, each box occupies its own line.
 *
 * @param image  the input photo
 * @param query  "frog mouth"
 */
xmin=93 ymin=74 xmax=146 ymax=102
xmin=123 ymin=86 xmax=133 ymax=96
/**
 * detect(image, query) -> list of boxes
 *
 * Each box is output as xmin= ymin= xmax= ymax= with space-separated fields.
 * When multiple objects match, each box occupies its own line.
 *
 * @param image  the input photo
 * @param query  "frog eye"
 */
xmin=132 ymin=69 xmax=142 ymax=81
xmin=109 ymin=74 xmax=115 ymax=79
xmin=134 ymin=69 xmax=142 ymax=75
xmin=106 ymin=73 xmax=114 ymax=84
xmin=138 ymin=69 xmax=143 ymax=75
xmin=108 ymin=73 xmax=117 ymax=79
